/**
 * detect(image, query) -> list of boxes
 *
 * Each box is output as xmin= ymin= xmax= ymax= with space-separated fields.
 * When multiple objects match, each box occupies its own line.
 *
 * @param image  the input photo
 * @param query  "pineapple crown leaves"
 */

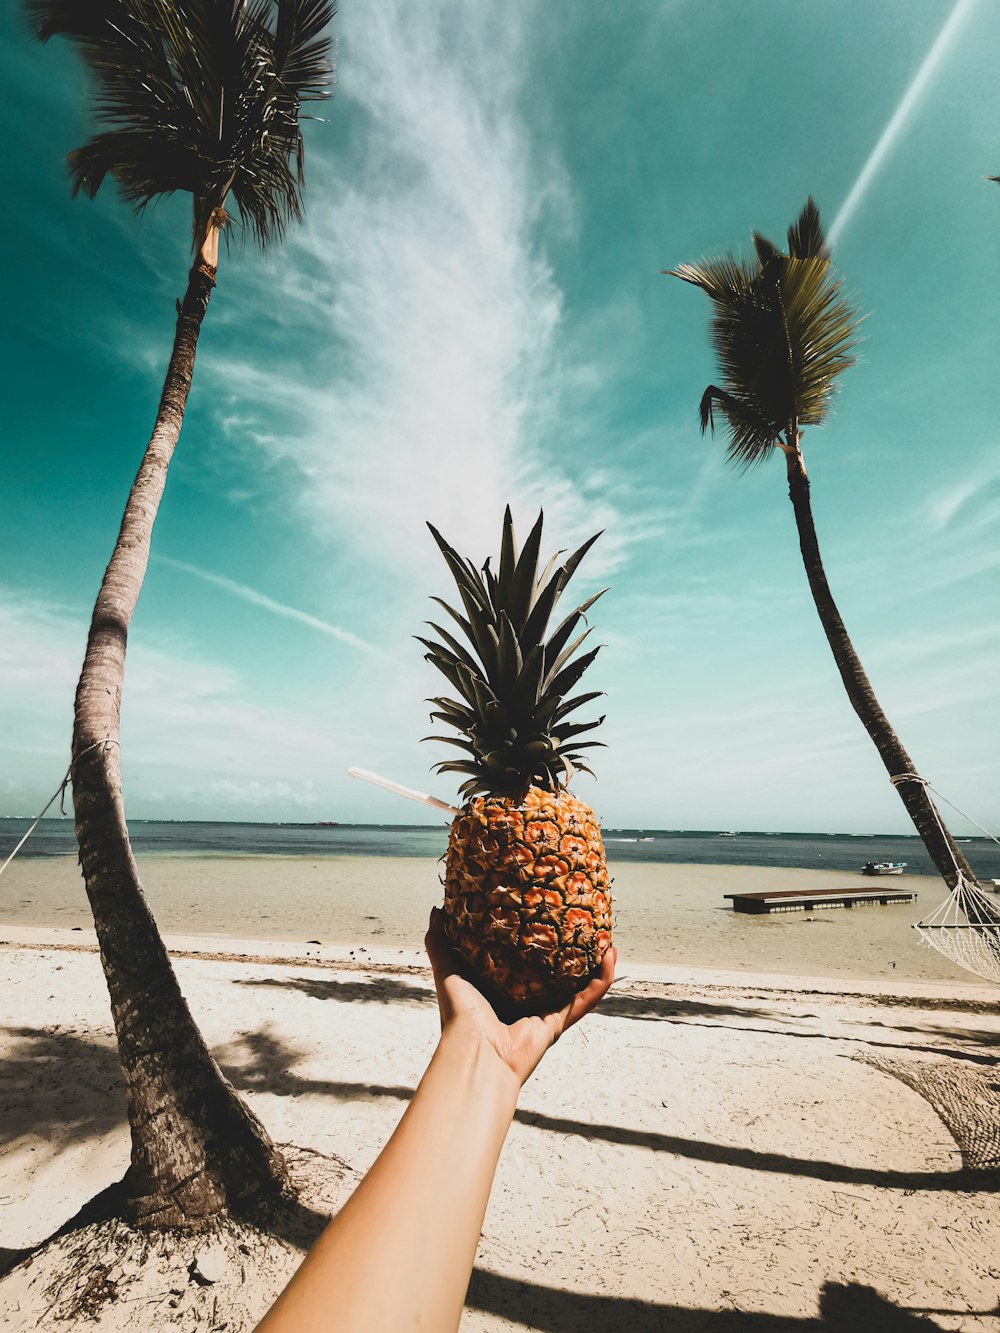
xmin=666 ymin=198 xmax=863 ymax=469
xmin=421 ymin=507 xmax=607 ymax=797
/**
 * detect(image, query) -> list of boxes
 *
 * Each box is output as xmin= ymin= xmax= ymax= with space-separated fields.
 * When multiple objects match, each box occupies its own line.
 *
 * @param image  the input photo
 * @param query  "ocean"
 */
xmin=3 ymin=818 xmax=999 ymax=881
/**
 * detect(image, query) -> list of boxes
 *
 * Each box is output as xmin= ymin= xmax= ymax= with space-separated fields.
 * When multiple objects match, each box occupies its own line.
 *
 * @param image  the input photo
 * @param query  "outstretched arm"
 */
xmin=255 ymin=910 xmax=616 ymax=1332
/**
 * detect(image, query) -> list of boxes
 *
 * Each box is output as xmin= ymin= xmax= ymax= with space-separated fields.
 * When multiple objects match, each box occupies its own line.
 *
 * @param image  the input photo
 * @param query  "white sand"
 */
xmin=1 ymin=927 xmax=999 ymax=1330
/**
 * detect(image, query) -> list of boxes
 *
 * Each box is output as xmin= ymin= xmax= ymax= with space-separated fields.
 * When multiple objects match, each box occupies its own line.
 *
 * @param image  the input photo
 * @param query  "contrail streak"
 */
xmin=157 ymin=556 xmax=379 ymax=654
xmin=829 ymin=0 xmax=979 ymax=246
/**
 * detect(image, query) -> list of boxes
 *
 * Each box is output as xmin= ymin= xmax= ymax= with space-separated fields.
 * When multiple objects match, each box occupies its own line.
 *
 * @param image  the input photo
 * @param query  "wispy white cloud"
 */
xmin=864 ymin=620 xmax=1000 ymax=667
xmin=155 ymin=555 xmax=380 ymax=654
xmin=829 ymin=0 xmax=980 ymax=245
xmin=199 ymin=0 xmax=645 ymax=584
xmin=0 ymin=592 xmax=83 ymax=761
xmin=923 ymin=461 xmax=1000 ymax=536
xmin=210 ymin=778 xmax=319 ymax=809
xmin=0 ymin=587 xmax=366 ymax=818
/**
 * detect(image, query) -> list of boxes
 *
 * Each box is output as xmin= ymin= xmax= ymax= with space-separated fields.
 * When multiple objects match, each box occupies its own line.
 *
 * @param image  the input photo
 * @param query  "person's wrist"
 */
xmin=436 ymin=1023 xmax=523 ymax=1106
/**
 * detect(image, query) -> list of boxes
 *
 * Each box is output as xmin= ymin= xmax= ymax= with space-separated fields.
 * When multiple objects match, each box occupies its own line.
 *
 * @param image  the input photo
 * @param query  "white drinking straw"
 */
xmin=348 ymin=767 xmax=460 ymax=816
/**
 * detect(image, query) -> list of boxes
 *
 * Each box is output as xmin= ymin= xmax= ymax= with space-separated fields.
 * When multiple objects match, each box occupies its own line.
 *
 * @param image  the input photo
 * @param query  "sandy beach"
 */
xmin=0 ymin=852 xmax=980 ymax=986
xmin=1 ymin=910 xmax=999 ymax=1330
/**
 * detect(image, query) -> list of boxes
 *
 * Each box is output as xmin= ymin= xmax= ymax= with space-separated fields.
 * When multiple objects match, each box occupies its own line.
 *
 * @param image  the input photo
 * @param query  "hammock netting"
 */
xmin=914 ymin=870 xmax=1000 ymax=986
xmin=857 ymin=1051 xmax=1000 ymax=1173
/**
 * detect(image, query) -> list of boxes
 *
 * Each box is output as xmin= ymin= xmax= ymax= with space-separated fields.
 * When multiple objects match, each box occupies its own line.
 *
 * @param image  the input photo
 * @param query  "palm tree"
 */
xmin=669 ymin=199 xmax=980 ymax=893
xmin=30 ymin=0 xmax=334 ymax=1227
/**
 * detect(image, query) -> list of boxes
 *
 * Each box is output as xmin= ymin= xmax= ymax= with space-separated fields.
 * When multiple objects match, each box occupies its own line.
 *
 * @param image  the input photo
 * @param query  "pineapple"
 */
xmin=422 ymin=508 xmax=613 ymax=1012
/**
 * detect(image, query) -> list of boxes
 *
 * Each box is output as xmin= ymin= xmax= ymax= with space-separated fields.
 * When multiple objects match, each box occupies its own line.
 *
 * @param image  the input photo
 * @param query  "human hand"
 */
xmin=424 ymin=907 xmax=616 ymax=1088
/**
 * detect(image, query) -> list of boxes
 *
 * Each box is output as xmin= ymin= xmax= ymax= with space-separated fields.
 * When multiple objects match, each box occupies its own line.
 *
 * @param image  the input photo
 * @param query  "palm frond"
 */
xmin=671 ymin=200 xmax=861 ymax=462
xmin=29 ymin=0 xmax=123 ymax=42
xmin=274 ymin=0 xmax=337 ymax=96
xmin=698 ymin=386 xmax=778 ymax=469
xmin=780 ymin=256 xmax=860 ymax=426
xmin=67 ymin=129 xmax=203 ymax=200
xmin=752 ymin=232 xmax=781 ymax=267
xmin=30 ymin=0 xmax=335 ymax=251
xmin=786 ymin=197 xmax=827 ymax=261
xmin=669 ymin=255 xmax=758 ymax=307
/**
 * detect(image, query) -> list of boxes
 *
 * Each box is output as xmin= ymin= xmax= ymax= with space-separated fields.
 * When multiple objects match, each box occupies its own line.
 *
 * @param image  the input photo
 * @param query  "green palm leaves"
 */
xmin=28 ymin=0 xmax=334 ymax=247
xmin=422 ymin=509 xmax=607 ymax=797
xmin=669 ymin=199 xmax=862 ymax=468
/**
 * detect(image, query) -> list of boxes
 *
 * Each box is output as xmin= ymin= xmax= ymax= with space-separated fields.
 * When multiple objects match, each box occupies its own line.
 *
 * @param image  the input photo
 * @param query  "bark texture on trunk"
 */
xmin=784 ymin=446 xmax=978 ymax=891
xmin=72 ymin=256 xmax=288 ymax=1228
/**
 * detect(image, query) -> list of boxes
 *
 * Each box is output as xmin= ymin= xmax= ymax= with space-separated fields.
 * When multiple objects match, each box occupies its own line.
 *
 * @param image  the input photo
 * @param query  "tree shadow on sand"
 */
xmin=600 ymin=992 xmax=1000 ymax=1071
xmin=4 ymin=1027 xmax=996 ymax=1200
xmin=465 ymin=1270 xmax=997 ymax=1331
xmin=234 ymin=974 xmax=435 ymax=1005
xmin=238 ymin=976 xmax=1000 ymax=1076
xmin=236 ymin=973 xmax=789 ymax=1025
xmin=846 ymin=1015 xmax=1000 ymax=1058
xmin=0 ymin=1028 xmax=347 ymax=1281
xmin=0 ymin=1026 xmax=125 ymax=1150
xmin=224 ymin=1030 xmax=998 ymax=1194
xmin=4 ymin=1028 xmax=998 ymax=1328
xmin=597 ymin=991 xmax=791 ymax=1024
xmin=509 ymin=1106 xmax=999 ymax=1194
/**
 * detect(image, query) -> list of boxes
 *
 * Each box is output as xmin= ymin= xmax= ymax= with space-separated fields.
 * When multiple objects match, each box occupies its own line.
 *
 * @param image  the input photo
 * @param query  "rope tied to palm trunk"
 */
xmin=0 ymin=739 xmax=121 ymax=880
xmin=888 ymin=772 xmax=1000 ymax=985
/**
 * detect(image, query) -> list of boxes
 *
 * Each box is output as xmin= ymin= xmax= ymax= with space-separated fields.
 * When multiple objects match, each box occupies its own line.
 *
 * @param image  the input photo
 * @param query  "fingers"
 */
xmin=424 ymin=906 xmax=454 ymax=985
xmin=426 ymin=910 xmax=617 ymax=1063
xmin=425 ymin=907 xmax=462 ymax=1023
xmin=525 ymin=947 xmax=617 ymax=1076
xmin=550 ymin=945 xmax=617 ymax=1040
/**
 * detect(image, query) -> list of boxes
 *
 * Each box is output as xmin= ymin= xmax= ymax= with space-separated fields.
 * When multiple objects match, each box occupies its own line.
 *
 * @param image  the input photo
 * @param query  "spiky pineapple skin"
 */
xmin=442 ymin=785 xmax=613 ymax=1010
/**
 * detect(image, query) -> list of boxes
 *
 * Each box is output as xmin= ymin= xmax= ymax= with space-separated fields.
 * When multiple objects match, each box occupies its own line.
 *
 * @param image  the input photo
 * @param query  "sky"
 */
xmin=1 ymin=0 xmax=998 ymax=834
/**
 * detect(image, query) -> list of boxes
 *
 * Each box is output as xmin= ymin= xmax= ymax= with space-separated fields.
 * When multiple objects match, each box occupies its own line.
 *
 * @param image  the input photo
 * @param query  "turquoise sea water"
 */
xmin=3 ymin=819 xmax=998 ymax=881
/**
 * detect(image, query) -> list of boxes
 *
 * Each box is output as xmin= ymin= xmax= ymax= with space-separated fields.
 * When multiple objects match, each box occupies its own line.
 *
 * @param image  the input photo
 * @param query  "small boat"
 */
xmin=718 ymin=831 xmax=738 ymax=839
xmin=861 ymin=860 xmax=907 ymax=876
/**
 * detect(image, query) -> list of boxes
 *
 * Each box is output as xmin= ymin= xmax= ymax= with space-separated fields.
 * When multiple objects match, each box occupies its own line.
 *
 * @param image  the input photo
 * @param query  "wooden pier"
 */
xmin=725 ymin=886 xmax=918 ymax=915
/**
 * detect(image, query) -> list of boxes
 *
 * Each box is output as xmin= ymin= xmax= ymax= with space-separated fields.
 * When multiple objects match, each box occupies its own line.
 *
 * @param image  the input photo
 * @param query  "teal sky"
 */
xmin=2 ymin=0 xmax=998 ymax=834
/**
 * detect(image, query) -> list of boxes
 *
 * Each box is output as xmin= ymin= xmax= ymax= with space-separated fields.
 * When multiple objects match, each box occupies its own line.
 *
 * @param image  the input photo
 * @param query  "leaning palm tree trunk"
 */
xmin=32 ymin=0 xmax=334 ymax=1231
xmin=72 ymin=234 xmax=287 ymax=1227
xmin=672 ymin=201 xmax=984 ymax=902
xmin=784 ymin=442 xmax=977 ymax=890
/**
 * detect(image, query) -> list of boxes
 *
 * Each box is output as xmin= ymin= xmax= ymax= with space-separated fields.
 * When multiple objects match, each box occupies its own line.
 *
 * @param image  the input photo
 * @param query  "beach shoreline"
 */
xmin=0 ymin=852 xmax=983 ymax=987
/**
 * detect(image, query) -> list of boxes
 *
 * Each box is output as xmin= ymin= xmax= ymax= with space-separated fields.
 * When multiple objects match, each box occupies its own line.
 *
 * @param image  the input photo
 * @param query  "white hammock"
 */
xmin=914 ymin=869 xmax=1000 ymax=985
xmin=891 ymin=773 xmax=1000 ymax=986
